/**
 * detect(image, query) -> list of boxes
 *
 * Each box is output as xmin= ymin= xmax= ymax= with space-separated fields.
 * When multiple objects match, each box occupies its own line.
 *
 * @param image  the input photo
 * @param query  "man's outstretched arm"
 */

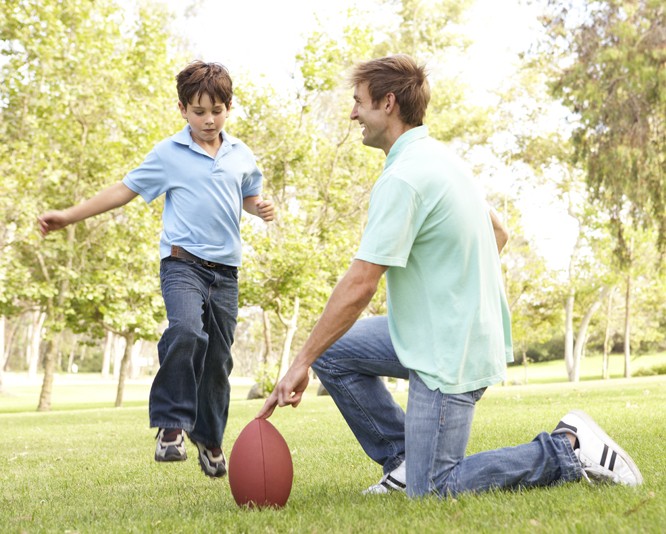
xmin=257 ymin=259 xmax=387 ymax=418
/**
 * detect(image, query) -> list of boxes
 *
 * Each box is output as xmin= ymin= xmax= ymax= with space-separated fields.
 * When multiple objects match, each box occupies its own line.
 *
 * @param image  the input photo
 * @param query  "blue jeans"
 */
xmin=149 ymin=258 xmax=238 ymax=448
xmin=312 ymin=316 xmax=583 ymax=498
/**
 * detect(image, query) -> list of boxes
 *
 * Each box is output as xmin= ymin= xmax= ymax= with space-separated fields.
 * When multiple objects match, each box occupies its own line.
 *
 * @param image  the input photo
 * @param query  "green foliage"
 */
xmin=634 ymin=365 xmax=663 ymax=377
xmin=233 ymin=0 xmax=494 ymax=354
xmin=498 ymin=195 xmax=563 ymax=356
xmin=543 ymin=0 xmax=666 ymax=258
xmin=251 ymin=362 xmax=280 ymax=397
xmin=0 ymin=0 xmax=184 ymax=342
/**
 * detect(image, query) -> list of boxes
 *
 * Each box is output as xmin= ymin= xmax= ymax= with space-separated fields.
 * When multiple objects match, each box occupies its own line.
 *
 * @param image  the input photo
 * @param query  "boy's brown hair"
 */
xmin=350 ymin=54 xmax=430 ymax=126
xmin=176 ymin=60 xmax=233 ymax=108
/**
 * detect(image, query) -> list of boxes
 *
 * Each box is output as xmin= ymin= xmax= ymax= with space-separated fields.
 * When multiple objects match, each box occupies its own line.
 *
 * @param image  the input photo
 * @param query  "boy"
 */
xmin=39 ymin=61 xmax=274 ymax=478
xmin=258 ymin=55 xmax=642 ymax=496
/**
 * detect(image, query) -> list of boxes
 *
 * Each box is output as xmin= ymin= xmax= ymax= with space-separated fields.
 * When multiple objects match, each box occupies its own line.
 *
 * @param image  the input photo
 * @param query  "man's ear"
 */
xmin=384 ymin=92 xmax=397 ymax=114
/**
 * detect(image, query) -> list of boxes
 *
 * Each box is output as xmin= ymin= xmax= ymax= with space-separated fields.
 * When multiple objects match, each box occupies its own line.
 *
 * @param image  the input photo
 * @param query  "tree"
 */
xmin=494 ymin=56 xmax=623 ymax=381
xmin=499 ymin=197 xmax=561 ymax=383
xmin=543 ymin=0 xmax=666 ymax=258
xmin=0 ymin=0 xmax=184 ymax=409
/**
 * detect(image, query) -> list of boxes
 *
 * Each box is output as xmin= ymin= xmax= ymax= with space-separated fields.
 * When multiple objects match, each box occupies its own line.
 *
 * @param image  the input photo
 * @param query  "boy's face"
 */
xmin=179 ymin=92 xmax=230 ymax=147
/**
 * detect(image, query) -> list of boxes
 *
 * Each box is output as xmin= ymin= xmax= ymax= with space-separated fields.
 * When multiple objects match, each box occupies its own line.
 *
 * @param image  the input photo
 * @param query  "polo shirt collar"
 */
xmin=172 ymin=125 xmax=240 ymax=157
xmin=384 ymin=125 xmax=429 ymax=168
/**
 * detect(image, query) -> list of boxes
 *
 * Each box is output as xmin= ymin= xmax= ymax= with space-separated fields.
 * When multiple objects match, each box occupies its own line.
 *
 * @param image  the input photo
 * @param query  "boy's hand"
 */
xmin=38 ymin=211 xmax=70 ymax=236
xmin=256 ymin=199 xmax=275 ymax=222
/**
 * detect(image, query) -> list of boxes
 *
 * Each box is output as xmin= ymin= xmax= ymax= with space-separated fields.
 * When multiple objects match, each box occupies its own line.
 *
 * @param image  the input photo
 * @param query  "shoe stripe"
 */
xmin=385 ymin=475 xmax=407 ymax=490
xmin=608 ymin=450 xmax=617 ymax=471
xmin=600 ymin=444 xmax=608 ymax=467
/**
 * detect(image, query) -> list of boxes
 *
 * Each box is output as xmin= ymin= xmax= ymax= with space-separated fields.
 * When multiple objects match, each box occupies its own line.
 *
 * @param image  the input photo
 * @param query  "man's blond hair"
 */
xmin=350 ymin=55 xmax=430 ymax=126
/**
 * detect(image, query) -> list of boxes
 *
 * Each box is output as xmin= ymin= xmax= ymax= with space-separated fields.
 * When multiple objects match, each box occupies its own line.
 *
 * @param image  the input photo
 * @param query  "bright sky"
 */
xmin=164 ymin=0 xmax=576 ymax=269
xmin=166 ymin=0 xmax=541 ymax=99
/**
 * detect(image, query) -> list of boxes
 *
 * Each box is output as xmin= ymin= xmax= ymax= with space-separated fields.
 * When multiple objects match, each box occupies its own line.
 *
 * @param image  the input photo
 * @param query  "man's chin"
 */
xmin=361 ymin=138 xmax=378 ymax=150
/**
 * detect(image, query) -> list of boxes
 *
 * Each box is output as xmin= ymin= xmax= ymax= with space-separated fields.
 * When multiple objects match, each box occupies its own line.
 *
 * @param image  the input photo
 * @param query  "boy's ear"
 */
xmin=178 ymin=100 xmax=187 ymax=119
xmin=227 ymin=99 xmax=233 ymax=114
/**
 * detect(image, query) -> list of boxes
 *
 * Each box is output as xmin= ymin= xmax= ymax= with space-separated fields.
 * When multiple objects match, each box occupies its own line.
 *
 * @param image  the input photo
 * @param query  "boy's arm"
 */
xmin=243 ymin=195 xmax=274 ymax=222
xmin=38 ymin=182 xmax=138 ymax=236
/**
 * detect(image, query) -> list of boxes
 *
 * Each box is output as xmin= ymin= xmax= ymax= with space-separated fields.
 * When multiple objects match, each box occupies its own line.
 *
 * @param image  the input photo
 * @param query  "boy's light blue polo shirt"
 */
xmin=123 ymin=125 xmax=263 ymax=266
xmin=356 ymin=126 xmax=513 ymax=394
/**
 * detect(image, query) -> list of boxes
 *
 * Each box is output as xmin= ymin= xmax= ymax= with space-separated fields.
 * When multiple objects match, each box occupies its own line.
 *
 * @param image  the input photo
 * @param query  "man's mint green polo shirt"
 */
xmin=355 ymin=126 xmax=513 ymax=394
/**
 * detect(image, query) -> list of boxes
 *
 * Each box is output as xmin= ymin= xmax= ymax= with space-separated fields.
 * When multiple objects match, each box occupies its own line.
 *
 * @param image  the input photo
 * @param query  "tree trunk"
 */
xmin=623 ymin=274 xmax=632 ymax=378
xmin=0 ymin=316 xmax=5 ymax=392
xmin=572 ymin=285 xmax=612 ymax=382
xmin=101 ymin=331 xmax=113 ymax=378
xmin=115 ymin=332 xmax=135 ymax=407
xmin=113 ymin=334 xmax=126 ymax=380
xmin=37 ymin=337 xmax=60 ymax=412
xmin=262 ymin=309 xmax=272 ymax=365
xmin=27 ymin=310 xmax=47 ymax=378
xmin=67 ymin=345 xmax=76 ymax=373
xmin=130 ymin=339 xmax=143 ymax=379
xmin=602 ymin=286 xmax=616 ymax=380
xmin=564 ymin=291 xmax=575 ymax=381
xmin=3 ymin=316 xmax=20 ymax=372
xmin=522 ymin=349 xmax=529 ymax=385
xmin=277 ymin=297 xmax=300 ymax=380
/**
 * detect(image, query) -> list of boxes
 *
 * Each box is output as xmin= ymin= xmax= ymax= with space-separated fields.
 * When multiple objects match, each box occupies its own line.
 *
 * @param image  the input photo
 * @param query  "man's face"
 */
xmin=179 ymin=92 xmax=229 ymax=147
xmin=350 ymin=82 xmax=388 ymax=151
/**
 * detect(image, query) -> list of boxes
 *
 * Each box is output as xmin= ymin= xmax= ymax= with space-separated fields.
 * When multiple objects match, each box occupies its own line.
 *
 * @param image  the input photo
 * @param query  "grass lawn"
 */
xmin=1 ymin=373 xmax=664 ymax=533
xmin=505 ymin=351 xmax=666 ymax=385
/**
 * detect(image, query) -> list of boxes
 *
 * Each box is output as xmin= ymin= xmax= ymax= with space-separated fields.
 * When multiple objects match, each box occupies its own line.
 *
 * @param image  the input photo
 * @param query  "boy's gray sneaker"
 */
xmin=553 ymin=410 xmax=643 ymax=486
xmin=155 ymin=428 xmax=187 ymax=462
xmin=190 ymin=438 xmax=227 ymax=478
xmin=362 ymin=460 xmax=406 ymax=495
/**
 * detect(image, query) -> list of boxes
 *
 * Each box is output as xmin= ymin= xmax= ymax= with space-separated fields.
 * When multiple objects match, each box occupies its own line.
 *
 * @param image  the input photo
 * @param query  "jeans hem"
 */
xmin=553 ymin=432 xmax=584 ymax=482
xmin=150 ymin=421 xmax=195 ymax=433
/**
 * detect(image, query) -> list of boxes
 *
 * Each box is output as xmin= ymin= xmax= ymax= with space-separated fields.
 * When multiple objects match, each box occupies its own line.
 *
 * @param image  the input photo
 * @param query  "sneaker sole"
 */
xmin=188 ymin=435 xmax=227 ymax=478
xmin=155 ymin=451 xmax=188 ymax=462
xmin=570 ymin=409 xmax=643 ymax=485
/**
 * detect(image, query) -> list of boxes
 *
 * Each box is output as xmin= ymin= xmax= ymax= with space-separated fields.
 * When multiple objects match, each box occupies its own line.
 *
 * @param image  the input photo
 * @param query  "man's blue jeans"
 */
xmin=149 ymin=258 xmax=238 ymax=448
xmin=311 ymin=316 xmax=583 ymax=498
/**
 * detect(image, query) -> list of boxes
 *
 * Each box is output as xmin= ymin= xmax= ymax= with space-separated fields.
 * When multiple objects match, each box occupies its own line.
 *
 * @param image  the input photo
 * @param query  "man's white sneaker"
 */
xmin=553 ymin=410 xmax=643 ymax=486
xmin=362 ymin=461 xmax=406 ymax=494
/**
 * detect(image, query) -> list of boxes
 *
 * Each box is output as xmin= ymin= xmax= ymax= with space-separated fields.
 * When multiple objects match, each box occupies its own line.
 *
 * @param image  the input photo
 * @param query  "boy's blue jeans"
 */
xmin=149 ymin=258 xmax=238 ymax=448
xmin=311 ymin=316 xmax=583 ymax=498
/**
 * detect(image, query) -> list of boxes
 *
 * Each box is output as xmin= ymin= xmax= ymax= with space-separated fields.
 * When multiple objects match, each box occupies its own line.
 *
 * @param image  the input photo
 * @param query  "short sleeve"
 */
xmin=122 ymin=149 xmax=167 ymax=203
xmin=356 ymin=177 xmax=424 ymax=268
xmin=241 ymin=161 xmax=263 ymax=198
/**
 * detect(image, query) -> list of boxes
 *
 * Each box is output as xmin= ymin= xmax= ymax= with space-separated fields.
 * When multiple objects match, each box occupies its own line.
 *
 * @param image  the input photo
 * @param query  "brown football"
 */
xmin=228 ymin=418 xmax=293 ymax=508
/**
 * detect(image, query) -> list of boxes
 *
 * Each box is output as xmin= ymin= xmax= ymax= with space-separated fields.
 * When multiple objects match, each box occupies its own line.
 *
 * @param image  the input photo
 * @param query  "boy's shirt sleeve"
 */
xmin=122 ymin=149 xmax=167 ymax=203
xmin=240 ymin=149 xmax=263 ymax=198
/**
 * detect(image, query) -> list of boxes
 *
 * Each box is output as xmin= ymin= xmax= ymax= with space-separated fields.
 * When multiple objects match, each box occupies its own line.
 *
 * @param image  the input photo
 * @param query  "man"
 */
xmin=258 ymin=55 xmax=641 ymax=497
